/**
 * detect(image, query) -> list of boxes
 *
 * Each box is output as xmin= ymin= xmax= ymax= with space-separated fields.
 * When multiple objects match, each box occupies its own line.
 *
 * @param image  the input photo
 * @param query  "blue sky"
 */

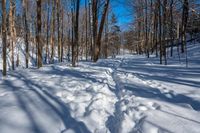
xmin=111 ymin=0 xmax=133 ymax=30
xmin=112 ymin=0 xmax=200 ymax=31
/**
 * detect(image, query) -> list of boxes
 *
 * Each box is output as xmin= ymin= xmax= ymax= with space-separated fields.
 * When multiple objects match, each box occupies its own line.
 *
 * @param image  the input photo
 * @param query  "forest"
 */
xmin=0 ymin=0 xmax=199 ymax=75
xmin=0 ymin=0 xmax=200 ymax=133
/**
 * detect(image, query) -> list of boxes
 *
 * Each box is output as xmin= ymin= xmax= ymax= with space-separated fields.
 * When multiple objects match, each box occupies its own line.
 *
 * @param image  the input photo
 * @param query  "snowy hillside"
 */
xmin=0 ymin=38 xmax=36 ymax=71
xmin=0 ymin=38 xmax=66 ymax=73
xmin=0 ymin=43 xmax=200 ymax=133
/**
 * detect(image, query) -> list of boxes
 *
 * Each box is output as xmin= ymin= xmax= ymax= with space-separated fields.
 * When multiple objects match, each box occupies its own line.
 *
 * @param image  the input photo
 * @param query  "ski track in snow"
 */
xmin=104 ymin=57 xmax=162 ymax=133
xmin=0 ymin=44 xmax=200 ymax=133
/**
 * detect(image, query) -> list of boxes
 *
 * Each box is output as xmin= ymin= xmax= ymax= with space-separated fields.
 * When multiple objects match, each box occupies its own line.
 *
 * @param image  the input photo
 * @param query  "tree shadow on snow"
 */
xmin=124 ymin=83 xmax=200 ymax=111
xmin=2 ymin=72 xmax=91 ymax=133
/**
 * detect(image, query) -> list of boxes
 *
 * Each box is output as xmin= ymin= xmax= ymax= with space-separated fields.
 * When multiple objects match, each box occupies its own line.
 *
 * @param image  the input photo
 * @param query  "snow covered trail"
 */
xmin=0 ymin=69 xmax=92 ymax=133
xmin=0 ymin=51 xmax=200 ymax=133
xmin=96 ymin=57 xmax=162 ymax=133
xmin=0 ymin=61 xmax=119 ymax=133
xmin=88 ymin=56 xmax=200 ymax=133
xmin=92 ymin=52 xmax=200 ymax=133
xmin=111 ymin=55 xmax=200 ymax=133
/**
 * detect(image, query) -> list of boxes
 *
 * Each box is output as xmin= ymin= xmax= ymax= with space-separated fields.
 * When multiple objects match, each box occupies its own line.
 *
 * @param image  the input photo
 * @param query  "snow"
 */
xmin=0 ymin=43 xmax=200 ymax=133
xmin=0 ymin=38 xmax=36 ymax=71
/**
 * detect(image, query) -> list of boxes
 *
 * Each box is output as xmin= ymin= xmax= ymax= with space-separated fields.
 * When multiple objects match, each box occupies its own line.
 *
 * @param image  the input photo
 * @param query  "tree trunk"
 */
xmin=170 ymin=0 xmax=174 ymax=57
xmin=89 ymin=0 xmax=93 ymax=60
xmin=61 ymin=8 xmax=64 ymax=62
xmin=45 ymin=0 xmax=50 ymax=64
xmin=92 ymin=0 xmax=98 ymax=61
xmin=37 ymin=0 xmax=42 ymax=68
xmin=145 ymin=0 xmax=149 ymax=58
xmin=9 ymin=0 xmax=16 ymax=70
xmin=181 ymin=0 xmax=189 ymax=53
xmin=104 ymin=12 xmax=109 ymax=58
xmin=23 ymin=0 xmax=29 ymax=68
xmin=85 ymin=0 xmax=88 ymax=60
xmin=50 ymin=0 xmax=55 ymax=63
xmin=72 ymin=0 xmax=80 ymax=67
xmin=71 ymin=0 xmax=75 ymax=66
xmin=163 ymin=0 xmax=167 ymax=65
xmin=2 ymin=0 xmax=7 ymax=76
xmin=93 ymin=0 xmax=110 ymax=62
xmin=158 ymin=0 xmax=162 ymax=64
xmin=56 ymin=0 xmax=61 ymax=62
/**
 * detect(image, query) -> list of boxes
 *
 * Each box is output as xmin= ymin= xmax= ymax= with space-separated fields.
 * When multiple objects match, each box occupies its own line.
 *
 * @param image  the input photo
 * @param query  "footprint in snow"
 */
xmin=147 ymin=102 xmax=160 ymax=110
xmin=51 ymin=75 xmax=59 ymax=78
xmin=138 ymin=105 xmax=148 ymax=111
xmin=162 ymin=88 xmax=176 ymax=98
xmin=136 ymin=102 xmax=160 ymax=111
xmin=30 ymin=76 xmax=38 ymax=79
xmin=142 ymin=81 xmax=148 ymax=85
xmin=133 ymin=104 xmax=149 ymax=112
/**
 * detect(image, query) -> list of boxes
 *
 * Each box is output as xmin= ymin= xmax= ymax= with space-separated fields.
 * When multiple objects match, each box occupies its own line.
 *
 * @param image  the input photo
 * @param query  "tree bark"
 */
xmin=170 ymin=0 xmax=174 ymax=57
xmin=50 ymin=0 xmax=55 ymax=63
xmin=56 ymin=0 xmax=61 ymax=62
xmin=93 ymin=0 xmax=110 ymax=62
xmin=158 ymin=0 xmax=162 ymax=64
xmin=45 ymin=0 xmax=50 ymax=64
xmin=37 ymin=0 xmax=42 ymax=68
xmin=163 ymin=0 xmax=167 ymax=65
xmin=23 ymin=0 xmax=29 ymax=68
xmin=92 ymin=0 xmax=98 ymax=60
xmin=61 ymin=8 xmax=64 ymax=62
xmin=9 ymin=0 xmax=16 ymax=70
xmin=72 ymin=0 xmax=80 ymax=67
xmin=85 ymin=0 xmax=88 ymax=60
xmin=2 ymin=0 xmax=7 ymax=76
xmin=145 ymin=0 xmax=149 ymax=58
xmin=181 ymin=0 xmax=189 ymax=53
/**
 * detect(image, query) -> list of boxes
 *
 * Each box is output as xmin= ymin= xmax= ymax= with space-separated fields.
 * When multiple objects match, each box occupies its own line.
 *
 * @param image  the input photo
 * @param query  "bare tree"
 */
xmin=85 ymin=0 xmax=88 ymax=60
xmin=170 ymin=0 xmax=174 ymax=57
xmin=22 ymin=0 xmax=29 ymax=68
xmin=37 ymin=0 xmax=42 ymax=68
xmin=162 ymin=0 xmax=167 ymax=65
xmin=93 ymin=0 xmax=110 ymax=62
xmin=45 ymin=0 xmax=50 ymax=63
xmin=72 ymin=0 xmax=80 ymax=67
xmin=57 ymin=0 xmax=61 ymax=62
xmin=50 ymin=0 xmax=56 ymax=63
xmin=181 ymin=0 xmax=189 ymax=53
xmin=2 ymin=0 xmax=7 ymax=76
xmin=61 ymin=7 xmax=64 ymax=62
xmin=9 ymin=0 xmax=16 ymax=70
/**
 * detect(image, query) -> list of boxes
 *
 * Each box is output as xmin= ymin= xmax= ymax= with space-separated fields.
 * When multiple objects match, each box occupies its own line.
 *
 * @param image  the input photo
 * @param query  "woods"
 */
xmin=0 ymin=1 xmax=200 ymax=132
xmin=127 ymin=0 xmax=200 ymax=65
xmin=0 ymin=0 xmax=200 ymax=75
